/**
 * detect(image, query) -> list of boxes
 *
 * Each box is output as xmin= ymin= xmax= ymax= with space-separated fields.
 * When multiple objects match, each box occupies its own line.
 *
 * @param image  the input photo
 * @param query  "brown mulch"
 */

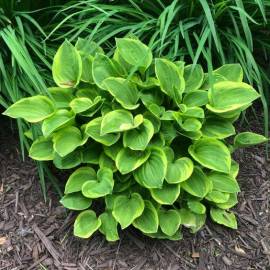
xmin=0 ymin=116 xmax=269 ymax=270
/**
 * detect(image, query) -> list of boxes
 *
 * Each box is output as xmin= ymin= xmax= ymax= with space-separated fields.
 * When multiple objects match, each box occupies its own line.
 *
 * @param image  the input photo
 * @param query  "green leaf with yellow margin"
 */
xmin=82 ymin=168 xmax=114 ymax=198
xmin=52 ymin=40 xmax=82 ymax=88
xmin=188 ymin=138 xmax=231 ymax=173
xmin=60 ymin=193 xmax=92 ymax=210
xmin=65 ymin=167 xmax=96 ymax=194
xmin=74 ymin=210 xmax=101 ymax=238
xmin=158 ymin=209 xmax=181 ymax=236
xmin=3 ymin=96 xmax=55 ymax=123
xmin=133 ymin=200 xmax=158 ymax=234
xmin=210 ymin=208 xmax=237 ymax=229
xmin=99 ymin=211 xmax=119 ymax=242
xmin=112 ymin=193 xmax=144 ymax=229
xmin=29 ymin=137 xmax=54 ymax=161
xmin=150 ymin=182 xmax=180 ymax=205
xmin=134 ymin=147 xmax=167 ymax=188
xmin=116 ymin=148 xmax=151 ymax=175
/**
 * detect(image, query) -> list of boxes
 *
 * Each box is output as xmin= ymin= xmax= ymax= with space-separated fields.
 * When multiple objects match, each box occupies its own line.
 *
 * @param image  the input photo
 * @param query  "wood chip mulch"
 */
xmin=0 ymin=116 xmax=269 ymax=270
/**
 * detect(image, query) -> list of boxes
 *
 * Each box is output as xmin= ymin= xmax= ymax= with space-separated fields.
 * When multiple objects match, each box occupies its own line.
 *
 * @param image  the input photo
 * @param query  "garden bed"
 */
xmin=0 ymin=115 xmax=269 ymax=270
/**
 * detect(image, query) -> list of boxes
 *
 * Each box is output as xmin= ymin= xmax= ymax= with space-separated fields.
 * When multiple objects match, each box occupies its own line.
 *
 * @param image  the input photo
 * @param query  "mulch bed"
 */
xmin=0 ymin=116 xmax=269 ymax=270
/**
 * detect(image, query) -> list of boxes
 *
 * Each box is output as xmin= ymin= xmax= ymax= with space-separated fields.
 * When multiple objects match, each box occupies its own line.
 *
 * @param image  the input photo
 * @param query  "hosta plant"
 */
xmin=4 ymin=37 xmax=268 ymax=241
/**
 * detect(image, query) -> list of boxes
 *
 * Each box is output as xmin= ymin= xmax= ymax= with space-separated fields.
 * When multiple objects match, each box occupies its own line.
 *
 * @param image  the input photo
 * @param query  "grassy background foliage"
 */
xmin=0 ymin=0 xmax=269 ymax=197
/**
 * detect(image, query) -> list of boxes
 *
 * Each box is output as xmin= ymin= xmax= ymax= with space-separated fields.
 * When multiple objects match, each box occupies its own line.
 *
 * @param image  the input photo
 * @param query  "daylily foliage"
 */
xmin=4 ymin=38 xmax=267 ymax=241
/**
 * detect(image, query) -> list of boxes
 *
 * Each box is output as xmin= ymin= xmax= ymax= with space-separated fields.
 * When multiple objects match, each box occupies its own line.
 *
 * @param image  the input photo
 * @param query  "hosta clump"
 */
xmin=4 ymin=37 xmax=268 ymax=241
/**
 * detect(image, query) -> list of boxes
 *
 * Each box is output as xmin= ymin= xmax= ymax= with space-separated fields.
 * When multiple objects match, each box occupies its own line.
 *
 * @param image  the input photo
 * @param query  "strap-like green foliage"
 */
xmin=3 ymin=37 xmax=268 ymax=241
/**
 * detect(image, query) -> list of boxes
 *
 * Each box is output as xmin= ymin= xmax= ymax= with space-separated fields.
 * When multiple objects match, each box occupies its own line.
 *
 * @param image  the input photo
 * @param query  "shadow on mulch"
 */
xmin=0 ymin=115 xmax=269 ymax=270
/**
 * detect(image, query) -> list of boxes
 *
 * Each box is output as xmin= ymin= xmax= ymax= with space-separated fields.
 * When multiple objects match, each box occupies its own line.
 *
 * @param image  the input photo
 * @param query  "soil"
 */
xmin=0 ymin=114 xmax=269 ymax=270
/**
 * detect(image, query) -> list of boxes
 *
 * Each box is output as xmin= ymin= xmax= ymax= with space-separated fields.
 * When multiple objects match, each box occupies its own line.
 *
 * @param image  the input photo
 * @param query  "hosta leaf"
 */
xmin=230 ymin=160 xmax=239 ymax=178
xmin=132 ymin=76 xmax=159 ymax=89
xmin=207 ymin=82 xmax=260 ymax=113
xmin=145 ymin=228 xmax=183 ymax=240
xmin=116 ymin=148 xmax=151 ymax=174
xmin=183 ymin=64 xmax=204 ymax=92
xmin=210 ymin=208 xmax=237 ymax=229
xmin=179 ymin=130 xmax=202 ymax=140
xmin=53 ymin=126 xmax=82 ymax=157
xmin=112 ymin=58 xmax=126 ymax=77
xmin=116 ymin=38 xmax=152 ymax=70
xmin=99 ymin=153 xmax=116 ymax=172
xmin=143 ymin=112 xmax=161 ymax=134
xmin=53 ymin=151 xmax=81 ymax=169
xmin=150 ymin=182 xmax=180 ymax=205
xmin=92 ymin=54 xmax=119 ymax=89
xmin=180 ymin=118 xmax=202 ymax=132
xmin=179 ymin=208 xmax=206 ymax=233
xmin=60 ymin=193 xmax=92 ymax=210
xmin=175 ymin=60 xmax=185 ymax=75
xmin=42 ymin=109 xmax=74 ymax=137
xmin=164 ymin=146 xmax=175 ymax=163
xmin=166 ymin=157 xmax=193 ymax=184
xmin=85 ymin=117 xmax=120 ymax=146
xmin=105 ymin=194 xmax=119 ymax=211
xmin=82 ymin=143 xmax=102 ymax=164
xmin=101 ymin=110 xmax=143 ymax=135
xmin=80 ymin=55 xmax=93 ymax=83
xmin=146 ymin=103 xmax=165 ymax=118
xmin=179 ymin=208 xmax=196 ymax=228
xmin=99 ymin=211 xmax=119 ymax=242
xmin=190 ymin=215 xmax=206 ymax=233
xmin=65 ymin=167 xmax=96 ymax=194
xmin=75 ymin=38 xmax=103 ymax=83
xmin=182 ymin=107 xmax=204 ymax=119
xmin=81 ymin=97 xmax=103 ymax=117
xmin=133 ymin=200 xmax=158 ymax=234
xmin=74 ymin=210 xmax=101 ymax=238
xmin=216 ymin=193 xmax=238 ymax=209
xmin=208 ymin=172 xmax=240 ymax=193
xmin=52 ymin=40 xmax=82 ymax=88
xmin=201 ymin=73 xmax=227 ymax=90
xmin=103 ymin=142 xmax=122 ymax=161
xmin=134 ymin=147 xmax=167 ymax=188
xmin=103 ymin=77 xmax=139 ymax=110
xmin=75 ymin=86 xmax=99 ymax=99
xmin=183 ymin=90 xmax=208 ymax=107
xmin=140 ymin=88 xmax=164 ymax=107
xmin=113 ymin=48 xmax=132 ymax=74
xmin=208 ymin=105 xmax=248 ymax=119
xmin=201 ymin=118 xmax=235 ymax=139
xmin=161 ymin=121 xmax=178 ymax=144
xmin=205 ymin=190 xmax=230 ymax=203
xmin=29 ymin=137 xmax=54 ymax=161
xmin=123 ymin=119 xmax=154 ymax=151
xmin=70 ymin=97 xmax=95 ymax=114
xmin=187 ymin=201 xmax=206 ymax=215
xmin=112 ymin=193 xmax=144 ymax=229
xmin=161 ymin=110 xmax=178 ymax=121
xmin=234 ymin=132 xmax=268 ymax=148
xmin=48 ymin=87 xmax=74 ymax=108
xmin=179 ymin=104 xmax=187 ymax=113
xmin=158 ymin=209 xmax=181 ymax=236
xmin=82 ymin=168 xmax=114 ymax=198
xmin=181 ymin=167 xmax=212 ymax=198
xmin=155 ymin=58 xmax=184 ymax=103
xmin=188 ymin=138 xmax=231 ymax=173
xmin=113 ymin=179 xmax=132 ymax=193
xmin=213 ymin=64 xmax=243 ymax=82
xmin=3 ymin=96 xmax=55 ymax=123
xmin=75 ymin=38 xmax=104 ymax=56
